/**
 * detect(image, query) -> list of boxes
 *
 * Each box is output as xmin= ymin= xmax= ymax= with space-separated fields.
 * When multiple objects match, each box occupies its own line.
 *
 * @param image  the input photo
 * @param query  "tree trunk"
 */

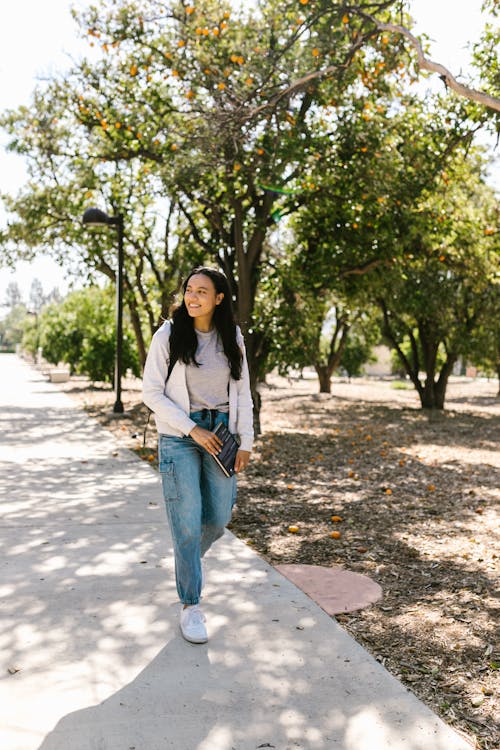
xmin=434 ymin=355 xmax=457 ymax=408
xmin=250 ymin=374 xmax=262 ymax=436
xmin=419 ymin=388 xmax=441 ymax=409
xmin=418 ymin=355 xmax=457 ymax=409
xmin=315 ymin=365 xmax=332 ymax=393
xmin=126 ymin=299 xmax=147 ymax=370
xmin=231 ymin=196 xmax=272 ymax=435
xmin=419 ymin=383 xmax=447 ymax=409
xmin=244 ymin=329 xmax=270 ymax=436
xmin=313 ymin=315 xmax=351 ymax=394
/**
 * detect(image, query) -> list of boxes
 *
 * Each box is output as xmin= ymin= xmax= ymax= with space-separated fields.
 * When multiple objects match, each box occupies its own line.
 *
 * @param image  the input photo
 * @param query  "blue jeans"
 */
xmin=159 ymin=409 xmax=237 ymax=606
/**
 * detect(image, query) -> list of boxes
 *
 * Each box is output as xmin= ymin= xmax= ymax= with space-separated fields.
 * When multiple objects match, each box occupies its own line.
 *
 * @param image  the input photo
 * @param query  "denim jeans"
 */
xmin=159 ymin=409 xmax=237 ymax=606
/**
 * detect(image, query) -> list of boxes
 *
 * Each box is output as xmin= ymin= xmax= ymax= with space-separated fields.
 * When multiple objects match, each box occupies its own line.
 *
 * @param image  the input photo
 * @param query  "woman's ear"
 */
xmin=216 ymin=292 xmax=224 ymax=306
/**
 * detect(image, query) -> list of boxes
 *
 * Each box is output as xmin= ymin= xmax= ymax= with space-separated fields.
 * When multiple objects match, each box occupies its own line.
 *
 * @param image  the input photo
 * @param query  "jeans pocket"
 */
xmin=160 ymin=461 xmax=179 ymax=502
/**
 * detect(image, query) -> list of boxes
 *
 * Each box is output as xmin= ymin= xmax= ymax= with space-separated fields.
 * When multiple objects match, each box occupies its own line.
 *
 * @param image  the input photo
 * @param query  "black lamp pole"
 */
xmin=82 ymin=207 xmax=124 ymax=414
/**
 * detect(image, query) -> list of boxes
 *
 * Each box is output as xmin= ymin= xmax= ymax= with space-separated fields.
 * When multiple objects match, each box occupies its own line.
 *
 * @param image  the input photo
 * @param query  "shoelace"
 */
xmin=187 ymin=607 xmax=206 ymax=625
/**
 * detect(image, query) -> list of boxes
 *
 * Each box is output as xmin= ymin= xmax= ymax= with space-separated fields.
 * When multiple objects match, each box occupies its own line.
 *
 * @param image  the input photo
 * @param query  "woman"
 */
xmin=142 ymin=267 xmax=254 ymax=644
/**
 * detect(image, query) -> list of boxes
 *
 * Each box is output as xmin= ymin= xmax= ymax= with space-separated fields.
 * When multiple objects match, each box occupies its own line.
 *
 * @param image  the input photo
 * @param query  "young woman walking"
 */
xmin=142 ymin=267 xmax=254 ymax=644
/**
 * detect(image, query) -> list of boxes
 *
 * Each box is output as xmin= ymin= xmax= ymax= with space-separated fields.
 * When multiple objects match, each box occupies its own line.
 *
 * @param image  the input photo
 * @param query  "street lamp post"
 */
xmin=82 ymin=207 xmax=124 ymax=414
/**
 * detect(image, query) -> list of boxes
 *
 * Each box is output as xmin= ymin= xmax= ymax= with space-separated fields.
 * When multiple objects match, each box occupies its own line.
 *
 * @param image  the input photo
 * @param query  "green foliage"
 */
xmin=375 ymin=152 xmax=499 ymax=408
xmin=0 ymin=305 xmax=28 ymax=350
xmin=1 ymin=0 xmax=416 ymax=395
xmin=388 ymin=337 xmax=447 ymax=376
xmin=35 ymin=287 xmax=140 ymax=383
xmin=340 ymin=322 xmax=378 ymax=378
xmin=471 ymin=0 xmax=500 ymax=131
xmin=0 ymin=85 xmax=203 ymax=366
xmin=464 ymin=282 xmax=500 ymax=381
xmin=254 ymin=254 xmax=329 ymax=375
xmin=1 ymin=0 xmax=498 ymax=411
xmin=20 ymin=316 xmax=40 ymax=358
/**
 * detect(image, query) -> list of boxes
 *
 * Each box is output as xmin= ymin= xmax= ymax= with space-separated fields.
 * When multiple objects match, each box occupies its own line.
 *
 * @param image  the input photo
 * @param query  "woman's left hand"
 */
xmin=234 ymin=449 xmax=251 ymax=473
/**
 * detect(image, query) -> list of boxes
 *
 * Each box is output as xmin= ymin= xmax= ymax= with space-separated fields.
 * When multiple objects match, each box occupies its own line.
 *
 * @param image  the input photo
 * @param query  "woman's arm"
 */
xmin=142 ymin=326 xmax=197 ymax=436
xmin=234 ymin=329 xmax=254 ymax=453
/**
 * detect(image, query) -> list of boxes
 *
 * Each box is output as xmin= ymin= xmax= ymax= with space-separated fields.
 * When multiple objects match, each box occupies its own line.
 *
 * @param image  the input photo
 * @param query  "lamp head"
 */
xmin=82 ymin=207 xmax=114 ymax=226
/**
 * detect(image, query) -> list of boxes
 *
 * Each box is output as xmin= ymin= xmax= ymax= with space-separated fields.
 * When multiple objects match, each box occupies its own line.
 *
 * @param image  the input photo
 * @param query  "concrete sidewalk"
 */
xmin=0 ymin=354 xmax=472 ymax=750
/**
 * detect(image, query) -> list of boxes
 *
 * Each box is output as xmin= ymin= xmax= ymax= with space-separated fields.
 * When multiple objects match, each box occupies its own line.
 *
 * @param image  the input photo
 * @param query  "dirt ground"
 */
xmin=57 ymin=371 xmax=499 ymax=750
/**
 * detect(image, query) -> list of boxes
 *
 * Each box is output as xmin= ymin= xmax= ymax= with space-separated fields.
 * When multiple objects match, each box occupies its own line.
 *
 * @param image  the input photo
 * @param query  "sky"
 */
xmin=0 ymin=0 xmax=497 ymax=309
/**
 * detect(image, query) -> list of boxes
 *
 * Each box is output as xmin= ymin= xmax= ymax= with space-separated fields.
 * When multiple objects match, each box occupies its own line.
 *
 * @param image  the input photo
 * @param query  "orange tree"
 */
xmin=375 ymin=152 xmax=498 ymax=409
xmin=65 ymin=0 xmax=415 ymax=419
xmin=289 ymin=90 xmax=498 ymax=409
xmin=0 ymin=90 xmax=204 ymax=366
xmin=0 ymin=0 xmax=414 ymax=418
xmin=256 ymin=89 xmax=492 ymax=400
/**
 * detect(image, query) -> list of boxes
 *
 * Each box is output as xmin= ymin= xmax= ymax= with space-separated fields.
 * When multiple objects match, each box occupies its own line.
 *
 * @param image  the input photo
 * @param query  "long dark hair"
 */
xmin=169 ymin=267 xmax=242 ymax=380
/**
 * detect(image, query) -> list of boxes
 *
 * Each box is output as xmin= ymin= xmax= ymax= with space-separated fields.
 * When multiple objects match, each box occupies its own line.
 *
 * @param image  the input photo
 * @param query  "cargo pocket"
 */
xmin=160 ymin=460 xmax=179 ymax=502
xmin=231 ymin=474 xmax=238 ymax=508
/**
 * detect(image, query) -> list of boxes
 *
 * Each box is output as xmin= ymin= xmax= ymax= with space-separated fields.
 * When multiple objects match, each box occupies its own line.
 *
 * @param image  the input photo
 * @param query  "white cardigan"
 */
xmin=142 ymin=321 xmax=254 ymax=452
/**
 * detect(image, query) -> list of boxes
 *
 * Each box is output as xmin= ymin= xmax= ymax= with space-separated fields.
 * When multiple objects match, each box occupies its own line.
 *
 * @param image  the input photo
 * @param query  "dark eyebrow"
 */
xmin=186 ymin=284 xmax=209 ymax=290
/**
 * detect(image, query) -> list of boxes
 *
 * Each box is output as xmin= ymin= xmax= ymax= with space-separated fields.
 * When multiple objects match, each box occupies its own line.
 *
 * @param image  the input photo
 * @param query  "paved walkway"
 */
xmin=0 ymin=354 xmax=472 ymax=750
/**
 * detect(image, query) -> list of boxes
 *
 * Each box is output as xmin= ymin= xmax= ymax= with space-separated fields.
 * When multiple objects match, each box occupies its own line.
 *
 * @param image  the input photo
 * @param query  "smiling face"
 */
xmin=184 ymin=273 xmax=224 ymax=329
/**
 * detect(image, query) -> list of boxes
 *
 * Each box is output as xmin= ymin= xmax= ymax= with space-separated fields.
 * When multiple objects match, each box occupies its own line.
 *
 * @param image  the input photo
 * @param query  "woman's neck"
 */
xmin=194 ymin=318 xmax=214 ymax=333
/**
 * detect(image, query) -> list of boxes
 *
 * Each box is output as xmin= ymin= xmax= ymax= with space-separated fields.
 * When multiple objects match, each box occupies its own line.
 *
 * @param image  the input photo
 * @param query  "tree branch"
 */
xmin=368 ymin=19 xmax=500 ymax=113
xmin=339 ymin=257 xmax=382 ymax=277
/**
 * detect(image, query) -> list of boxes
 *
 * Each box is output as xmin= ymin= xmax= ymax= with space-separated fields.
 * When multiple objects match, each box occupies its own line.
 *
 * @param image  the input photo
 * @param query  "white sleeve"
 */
xmin=235 ymin=331 xmax=254 ymax=451
xmin=142 ymin=328 xmax=196 ymax=436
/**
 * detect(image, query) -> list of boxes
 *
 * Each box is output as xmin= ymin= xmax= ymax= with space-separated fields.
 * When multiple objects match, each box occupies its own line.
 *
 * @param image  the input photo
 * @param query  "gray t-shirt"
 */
xmin=186 ymin=328 xmax=230 ymax=412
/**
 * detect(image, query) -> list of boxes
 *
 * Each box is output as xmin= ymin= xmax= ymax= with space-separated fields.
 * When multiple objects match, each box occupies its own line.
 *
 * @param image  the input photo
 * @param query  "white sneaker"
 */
xmin=180 ymin=605 xmax=208 ymax=644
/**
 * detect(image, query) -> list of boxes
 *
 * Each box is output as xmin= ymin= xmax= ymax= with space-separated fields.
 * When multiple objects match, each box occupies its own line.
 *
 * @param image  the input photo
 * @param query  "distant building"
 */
xmin=364 ymin=345 xmax=393 ymax=377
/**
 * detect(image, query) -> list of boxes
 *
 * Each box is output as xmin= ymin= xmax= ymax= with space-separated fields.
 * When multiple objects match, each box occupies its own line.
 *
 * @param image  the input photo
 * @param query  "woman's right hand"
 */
xmin=189 ymin=425 xmax=223 ymax=456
